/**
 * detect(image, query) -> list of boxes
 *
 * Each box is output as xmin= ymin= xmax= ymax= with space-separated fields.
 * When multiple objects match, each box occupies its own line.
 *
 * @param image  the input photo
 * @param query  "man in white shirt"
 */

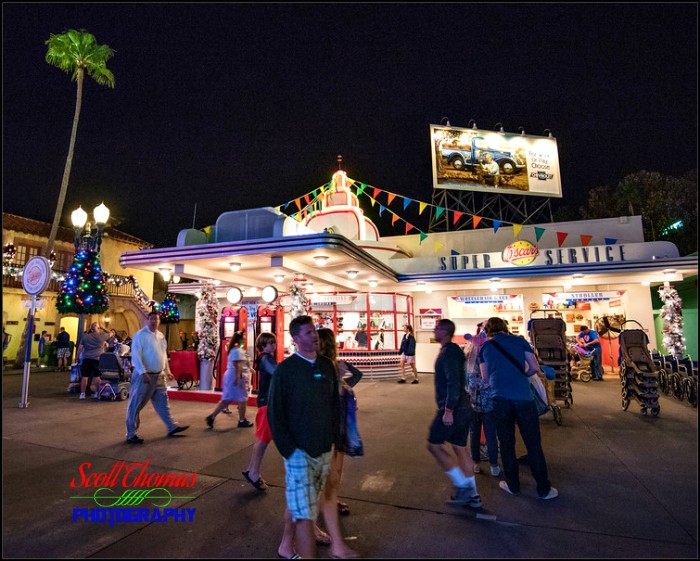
xmin=125 ymin=311 xmax=189 ymax=444
xmin=479 ymin=154 xmax=500 ymax=187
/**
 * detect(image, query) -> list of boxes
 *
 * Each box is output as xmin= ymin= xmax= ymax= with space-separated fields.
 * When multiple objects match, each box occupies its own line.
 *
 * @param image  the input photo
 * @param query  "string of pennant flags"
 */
xmin=274 ymin=177 xmax=622 ymax=254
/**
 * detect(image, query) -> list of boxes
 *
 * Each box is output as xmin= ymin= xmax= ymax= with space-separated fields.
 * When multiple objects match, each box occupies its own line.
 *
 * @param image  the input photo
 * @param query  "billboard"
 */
xmin=430 ymin=124 xmax=562 ymax=198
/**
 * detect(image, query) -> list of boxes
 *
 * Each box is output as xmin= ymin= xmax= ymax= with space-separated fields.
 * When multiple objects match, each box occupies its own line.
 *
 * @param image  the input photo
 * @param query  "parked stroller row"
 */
xmin=651 ymin=351 xmax=698 ymax=408
xmin=528 ymin=310 xmax=571 ymax=426
xmin=618 ymin=320 xmax=660 ymax=416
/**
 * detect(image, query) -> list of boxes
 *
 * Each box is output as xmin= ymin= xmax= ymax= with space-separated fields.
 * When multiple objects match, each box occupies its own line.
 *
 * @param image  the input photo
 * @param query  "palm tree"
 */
xmin=12 ymin=31 xmax=115 ymax=369
xmin=44 ymin=29 xmax=115 ymax=257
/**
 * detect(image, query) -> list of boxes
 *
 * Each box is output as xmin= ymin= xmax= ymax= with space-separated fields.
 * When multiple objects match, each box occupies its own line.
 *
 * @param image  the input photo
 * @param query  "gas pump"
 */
xmin=216 ymin=306 xmax=248 ymax=390
xmin=253 ymin=305 xmax=285 ymax=391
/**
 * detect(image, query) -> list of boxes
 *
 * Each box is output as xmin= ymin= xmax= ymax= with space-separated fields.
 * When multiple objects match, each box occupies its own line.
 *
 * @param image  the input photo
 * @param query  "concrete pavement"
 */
xmin=2 ymin=365 xmax=697 ymax=558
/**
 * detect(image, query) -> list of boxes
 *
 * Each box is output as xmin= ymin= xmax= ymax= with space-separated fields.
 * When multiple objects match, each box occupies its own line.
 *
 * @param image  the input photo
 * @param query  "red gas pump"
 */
xmin=216 ymin=306 xmax=248 ymax=390
xmin=253 ymin=305 xmax=285 ymax=391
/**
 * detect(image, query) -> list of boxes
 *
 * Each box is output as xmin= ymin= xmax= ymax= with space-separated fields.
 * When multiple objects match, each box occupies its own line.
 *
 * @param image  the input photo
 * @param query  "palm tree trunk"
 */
xmin=46 ymin=68 xmax=84 ymax=257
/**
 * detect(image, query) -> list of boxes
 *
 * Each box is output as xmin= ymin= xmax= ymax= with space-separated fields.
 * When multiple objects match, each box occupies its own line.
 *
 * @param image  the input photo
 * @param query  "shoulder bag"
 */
xmin=488 ymin=339 xmax=549 ymax=416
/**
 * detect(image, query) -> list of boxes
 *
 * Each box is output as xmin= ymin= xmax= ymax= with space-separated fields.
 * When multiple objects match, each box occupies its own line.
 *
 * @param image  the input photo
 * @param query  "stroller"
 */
xmin=567 ymin=338 xmax=592 ymax=382
xmin=528 ymin=310 xmax=571 ymax=425
xmin=618 ymin=320 xmax=660 ymax=416
xmin=96 ymin=348 xmax=131 ymax=401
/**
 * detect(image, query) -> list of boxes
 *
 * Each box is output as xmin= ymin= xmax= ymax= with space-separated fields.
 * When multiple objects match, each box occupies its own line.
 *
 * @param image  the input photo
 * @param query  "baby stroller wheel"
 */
xmin=651 ymin=407 xmax=660 ymax=417
xmin=580 ymin=371 xmax=591 ymax=382
xmin=552 ymin=406 xmax=563 ymax=425
xmin=622 ymin=397 xmax=630 ymax=410
xmin=177 ymin=373 xmax=194 ymax=390
xmin=118 ymin=387 xmax=129 ymax=401
xmin=671 ymin=375 xmax=684 ymax=400
xmin=684 ymin=379 xmax=697 ymax=407
xmin=641 ymin=407 xmax=648 ymax=416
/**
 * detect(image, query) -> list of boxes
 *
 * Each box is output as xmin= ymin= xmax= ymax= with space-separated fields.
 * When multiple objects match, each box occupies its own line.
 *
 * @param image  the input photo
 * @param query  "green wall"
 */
xmin=652 ymin=275 xmax=698 ymax=359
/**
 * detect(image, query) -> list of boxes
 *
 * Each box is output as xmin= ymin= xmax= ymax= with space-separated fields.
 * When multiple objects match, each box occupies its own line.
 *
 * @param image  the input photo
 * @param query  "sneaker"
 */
xmin=238 ymin=419 xmax=253 ymax=428
xmin=79 ymin=393 xmax=86 ymax=400
xmin=126 ymin=435 xmax=144 ymax=444
xmin=411 ymin=379 xmax=419 ymax=384
xmin=168 ymin=425 xmax=190 ymax=437
xmin=446 ymin=486 xmax=482 ymax=508
xmin=92 ymin=392 xmax=99 ymax=399
xmin=499 ymin=480 xmax=520 ymax=496
xmin=205 ymin=415 xmax=214 ymax=429
xmin=490 ymin=465 xmax=501 ymax=477
xmin=538 ymin=487 xmax=559 ymax=500
xmin=473 ymin=464 xmax=481 ymax=473
xmin=397 ymin=379 xmax=407 ymax=384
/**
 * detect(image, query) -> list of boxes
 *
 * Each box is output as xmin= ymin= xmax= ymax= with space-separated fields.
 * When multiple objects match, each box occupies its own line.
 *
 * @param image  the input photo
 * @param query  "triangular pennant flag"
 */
xmin=580 ymin=234 xmax=592 ymax=247
xmin=405 ymin=223 xmax=415 ymax=235
xmin=295 ymin=198 xmax=302 ymax=212
xmin=434 ymin=242 xmax=444 ymax=253
xmin=387 ymin=193 xmax=396 ymax=206
xmin=605 ymin=238 xmax=617 ymax=245
xmin=419 ymin=202 xmax=428 ymax=215
xmin=275 ymin=206 xmax=282 ymax=212
xmin=534 ymin=227 xmax=545 ymax=241
xmin=284 ymin=201 xmax=291 ymax=210
xmin=379 ymin=205 xmax=385 ymax=217
xmin=451 ymin=249 xmax=460 ymax=255
xmin=403 ymin=197 xmax=412 ymax=210
xmin=513 ymin=224 xmax=523 ymax=238
xmin=312 ymin=189 xmax=318 ymax=199
xmin=356 ymin=183 xmax=367 ymax=196
xmin=556 ymin=232 xmax=568 ymax=247
xmin=419 ymin=232 xmax=428 ymax=244
xmin=373 ymin=188 xmax=380 ymax=200
xmin=453 ymin=211 xmax=464 ymax=225
xmin=435 ymin=206 xmax=445 ymax=219
xmin=319 ymin=185 xmax=326 ymax=194
xmin=304 ymin=194 xmax=310 ymax=205
xmin=391 ymin=213 xmax=399 ymax=226
xmin=472 ymin=215 xmax=483 ymax=229
xmin=493 ymin=219 xmax=502 ymax=233
xmin=370 ymin=197 xmax=376 ymax=207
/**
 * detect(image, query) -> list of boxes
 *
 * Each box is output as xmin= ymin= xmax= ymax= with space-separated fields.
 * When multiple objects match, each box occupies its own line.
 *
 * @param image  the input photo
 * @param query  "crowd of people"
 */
xmin=14 ymin=310 xmax=559 ymax=558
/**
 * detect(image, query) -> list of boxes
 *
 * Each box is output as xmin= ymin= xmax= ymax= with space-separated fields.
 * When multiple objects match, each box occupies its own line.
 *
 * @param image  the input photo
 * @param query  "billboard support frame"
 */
xmin=428 ymin=190 xmax=553 ymax=232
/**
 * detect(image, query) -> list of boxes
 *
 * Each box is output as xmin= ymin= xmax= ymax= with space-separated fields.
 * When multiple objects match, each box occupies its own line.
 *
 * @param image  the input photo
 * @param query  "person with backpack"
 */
xmin=242 ymin=332 xmax=277 ymax=491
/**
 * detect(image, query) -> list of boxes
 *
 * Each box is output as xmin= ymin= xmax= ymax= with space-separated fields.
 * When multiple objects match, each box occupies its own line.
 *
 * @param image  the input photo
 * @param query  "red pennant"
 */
xmin=405 ymin=223 xmax=415 ymax=235
xmin=557 ymin=232 xmax=568 ymax=247
xmin=580 ymin=234 xmax=592 ymax=247
xmin=373 ymin=188 xmax=380 ymax=200
xmin=453 ymin=211 xmax=464 ymax=225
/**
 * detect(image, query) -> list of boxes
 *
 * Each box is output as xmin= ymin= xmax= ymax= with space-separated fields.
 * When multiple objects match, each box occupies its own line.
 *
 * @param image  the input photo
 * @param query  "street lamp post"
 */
xmin=68 ymin=203 xmax=110 ymax=347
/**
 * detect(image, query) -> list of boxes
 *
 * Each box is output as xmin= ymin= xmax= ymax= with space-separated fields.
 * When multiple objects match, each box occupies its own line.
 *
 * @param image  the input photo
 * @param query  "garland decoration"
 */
xmin=658 ymin=283 xmax=686 ymax=358
xmin=195 ymin=282 xmax=220 ymax=361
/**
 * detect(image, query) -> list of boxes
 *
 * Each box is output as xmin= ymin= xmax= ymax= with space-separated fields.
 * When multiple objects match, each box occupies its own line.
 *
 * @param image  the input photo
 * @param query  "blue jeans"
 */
xmin=470 ymin=410 xmax=499 ymax=465
xmin=125 ymin=372 xmax=177 ymax=438
xmin=590 ymin=346 xmax=604 ymax=379
xmin=492 ymin=397 xmax=552 ymax=497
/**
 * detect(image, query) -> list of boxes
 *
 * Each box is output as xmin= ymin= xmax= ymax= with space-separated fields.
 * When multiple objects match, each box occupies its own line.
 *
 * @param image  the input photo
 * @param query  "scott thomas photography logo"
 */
xmin=70 ymin=459 xmax=197 ymax=527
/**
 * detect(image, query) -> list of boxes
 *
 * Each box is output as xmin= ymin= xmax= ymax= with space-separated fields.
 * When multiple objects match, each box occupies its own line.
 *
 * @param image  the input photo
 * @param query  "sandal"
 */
xmin=314 ymin=527 xmax=332 ymax=546
xmin=242 ymin=470 xmax=267 ymax=491
xmin=337 ymin=501 xmax=350 ymax=516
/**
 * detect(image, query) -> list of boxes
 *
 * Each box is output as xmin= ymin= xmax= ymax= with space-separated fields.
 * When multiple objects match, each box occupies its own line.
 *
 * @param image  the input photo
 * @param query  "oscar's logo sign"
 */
xmin=502 ymin=240 xmax=539 ymax=266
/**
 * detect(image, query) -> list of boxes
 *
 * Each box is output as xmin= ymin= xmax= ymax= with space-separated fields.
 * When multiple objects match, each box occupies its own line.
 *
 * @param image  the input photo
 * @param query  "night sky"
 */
xmin=3 ymin=3 xmax=697 ymax=247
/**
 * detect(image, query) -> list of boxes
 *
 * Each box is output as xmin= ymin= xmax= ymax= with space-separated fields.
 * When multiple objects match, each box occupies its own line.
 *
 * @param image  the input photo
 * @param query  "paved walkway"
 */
xmin=2 ymin=366 xmax=697 ymax=558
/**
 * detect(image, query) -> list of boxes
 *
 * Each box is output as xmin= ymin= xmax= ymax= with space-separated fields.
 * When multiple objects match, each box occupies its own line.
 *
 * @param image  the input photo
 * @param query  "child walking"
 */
xmin=206 ymin=331 xmax=253 ymax=429
xmin=242 ymin=332 xmax=277 ymax=491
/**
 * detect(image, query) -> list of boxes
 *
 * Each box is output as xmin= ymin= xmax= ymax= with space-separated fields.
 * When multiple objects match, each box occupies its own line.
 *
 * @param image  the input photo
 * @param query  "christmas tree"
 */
xmin=195 ymin=282 xmax=220 ymax=361
xmin=56 ymin=247 xmax=109 ymax=314
xmin=658 ymin=283 xmax=686 ymax=358
xmin=160 ymin=293 xmax=180 ymax=324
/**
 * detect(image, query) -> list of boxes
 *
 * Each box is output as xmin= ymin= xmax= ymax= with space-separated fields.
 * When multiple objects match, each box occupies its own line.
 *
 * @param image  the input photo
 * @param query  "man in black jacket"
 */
xmin=268 ymin=315 xmax=339 ymax=559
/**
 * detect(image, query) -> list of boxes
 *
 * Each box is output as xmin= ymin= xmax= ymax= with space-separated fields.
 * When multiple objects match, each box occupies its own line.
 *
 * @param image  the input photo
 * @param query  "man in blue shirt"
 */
xmin=578 ymin=325 xmax=604 ymax=380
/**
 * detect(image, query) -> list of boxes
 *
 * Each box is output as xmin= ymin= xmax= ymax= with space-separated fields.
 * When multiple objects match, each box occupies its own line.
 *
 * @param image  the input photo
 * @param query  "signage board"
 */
xmin=23 ymin=299 xmax=46 ymax=310
xmin=22 ymin=256 xmax=52 ymax=296
xmin=430 ymin=124 xmax=562 ymax=198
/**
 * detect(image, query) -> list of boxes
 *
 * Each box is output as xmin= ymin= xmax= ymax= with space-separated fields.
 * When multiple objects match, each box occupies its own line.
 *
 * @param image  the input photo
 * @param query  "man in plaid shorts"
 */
xmin=268 ymin=315 xmax=340 ymax=559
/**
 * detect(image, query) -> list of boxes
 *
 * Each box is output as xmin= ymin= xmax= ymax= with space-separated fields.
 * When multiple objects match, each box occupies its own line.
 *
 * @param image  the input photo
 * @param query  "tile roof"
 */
xmin=2 ymin=213 xmax=153 ymax=248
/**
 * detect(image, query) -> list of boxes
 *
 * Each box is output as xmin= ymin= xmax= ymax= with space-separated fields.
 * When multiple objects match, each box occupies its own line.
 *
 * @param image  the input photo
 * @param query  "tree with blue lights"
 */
xmin=56 ymin=247 xmax=110 ymax=314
